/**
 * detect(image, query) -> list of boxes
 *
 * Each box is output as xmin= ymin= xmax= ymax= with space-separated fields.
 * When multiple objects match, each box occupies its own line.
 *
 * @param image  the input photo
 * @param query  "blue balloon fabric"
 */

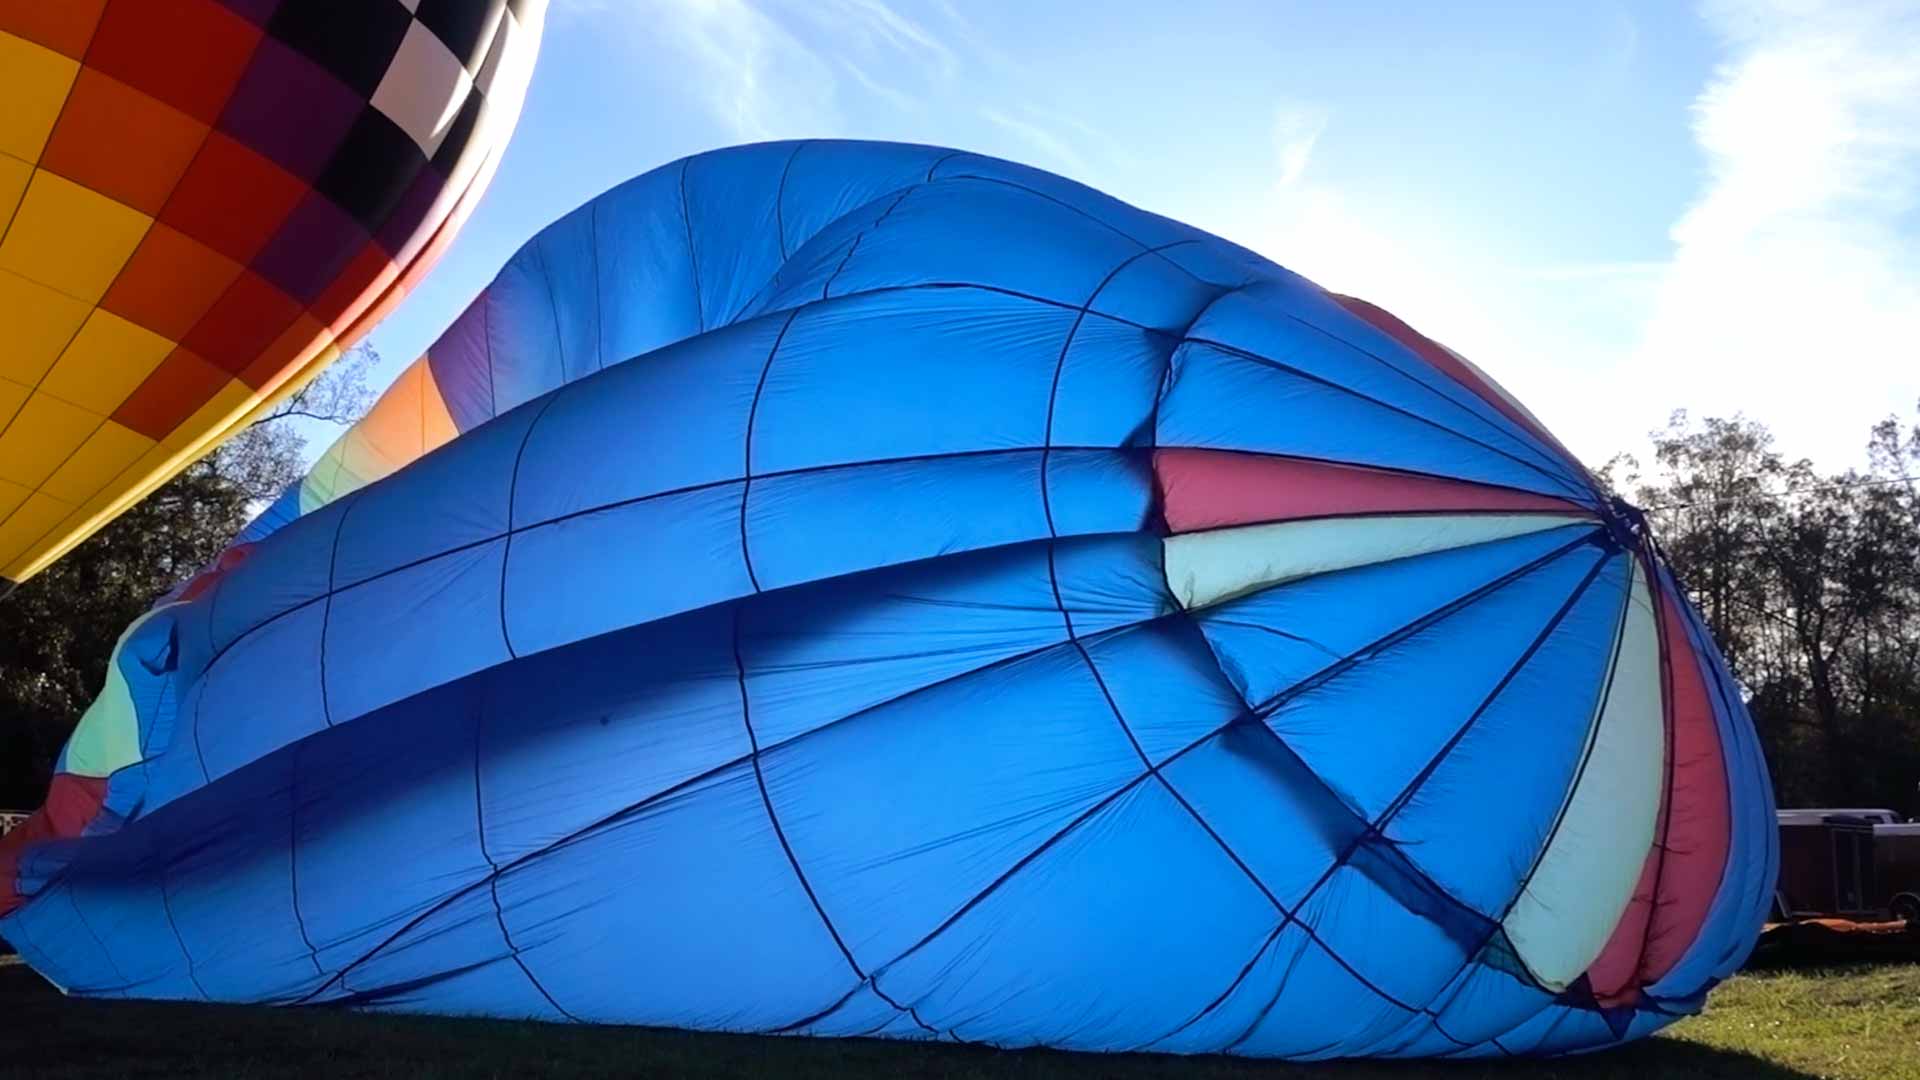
xmin=0 ymin=141 xmax=1777 ymax=1059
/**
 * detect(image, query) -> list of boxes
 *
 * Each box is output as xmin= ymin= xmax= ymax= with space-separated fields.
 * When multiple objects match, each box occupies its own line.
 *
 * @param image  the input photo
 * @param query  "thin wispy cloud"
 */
xmin=806 ymin=0 xmax=960 ymax=79
xmin=925 ymin=0 xmax=1019 ymax=74
xmin=642 ymin=0 xmax=844 ymax=140
xmin=623 ymin=0 xmax=1125 ymax=180
xmin=627 ymin=0 xmax=965 ymax=140
xmin=838 ymin=56 xmax=925 ymax=116
xmin=1224 ymin=104 xmax=1441 ymax=305
xmin=1012 ymin=102 xmax=1139 ymax=172
xmin=1207 ymin=104 xmax=1370 ymax=289
xmin=1272 ymin=106 xmax=1328 ymax=189
xmin=1592 ymin=6 xmax=1643 ymax=86
xmin=980 ymin=107 xmax=1093 ymax=176
xmin=1209 ymin=102 xmax=1644 ymax=465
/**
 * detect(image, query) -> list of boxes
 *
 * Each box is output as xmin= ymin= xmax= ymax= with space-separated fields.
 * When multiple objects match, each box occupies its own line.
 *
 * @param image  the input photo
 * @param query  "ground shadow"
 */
xmin=0 ymin=964 xmax=1826 ymax=1080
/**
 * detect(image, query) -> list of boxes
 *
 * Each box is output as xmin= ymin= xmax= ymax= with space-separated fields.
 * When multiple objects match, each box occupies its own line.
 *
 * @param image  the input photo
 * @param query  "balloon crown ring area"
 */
xmin=1604 ymin=495 xmax=1652 ymax=550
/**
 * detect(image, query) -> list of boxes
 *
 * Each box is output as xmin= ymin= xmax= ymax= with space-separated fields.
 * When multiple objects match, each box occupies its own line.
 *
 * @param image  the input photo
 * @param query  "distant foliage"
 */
xmin=1601 ymin=408 xmax=1920 ymax=813
xmin=0 ymin=348 xmax=375 ymax=808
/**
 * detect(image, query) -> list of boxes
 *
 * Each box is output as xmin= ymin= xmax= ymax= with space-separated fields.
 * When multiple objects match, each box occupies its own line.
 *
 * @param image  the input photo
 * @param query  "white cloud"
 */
xmin=1220 ymin=7 xmax=1920 ymax=471
xmin=1625 ymin=0 xmax=1920 ymax=465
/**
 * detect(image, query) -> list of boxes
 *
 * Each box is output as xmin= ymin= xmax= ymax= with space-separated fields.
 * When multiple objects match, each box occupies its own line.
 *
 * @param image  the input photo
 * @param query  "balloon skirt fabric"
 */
xmin=0 ymin=0 xmax=546 ymax=588
xmin=0 ymin=141 xmax=1777 ymax=1059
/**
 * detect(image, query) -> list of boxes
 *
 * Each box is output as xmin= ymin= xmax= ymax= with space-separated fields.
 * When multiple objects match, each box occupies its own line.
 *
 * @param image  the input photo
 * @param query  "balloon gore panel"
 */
xmin=0 ymin=141 xmax=1776 ymax=1059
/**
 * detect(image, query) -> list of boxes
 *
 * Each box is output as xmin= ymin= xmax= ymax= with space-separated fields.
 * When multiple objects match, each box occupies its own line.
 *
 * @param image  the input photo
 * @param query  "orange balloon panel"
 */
xmin=0 ymin=0 xmax=546 ymax=593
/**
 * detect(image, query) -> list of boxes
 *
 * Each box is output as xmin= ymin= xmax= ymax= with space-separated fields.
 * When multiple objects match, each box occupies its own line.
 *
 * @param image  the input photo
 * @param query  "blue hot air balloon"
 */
xmin=0 ymin=141 xmax=1776 ymax=1059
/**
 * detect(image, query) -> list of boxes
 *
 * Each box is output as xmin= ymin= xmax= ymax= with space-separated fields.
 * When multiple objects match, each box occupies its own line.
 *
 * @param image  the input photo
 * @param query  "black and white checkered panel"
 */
xmin=280 ymin=0 xmax=540 ymax=238
xmin=441 ymin=0 xmax=542 ymax=177
xmin=316 ymin=103 xmax=429 ymax=232
xmin=269 ymin=0 xmax=416 ymax=98
xmin=373 ymin=3 xmax=483 ymax=157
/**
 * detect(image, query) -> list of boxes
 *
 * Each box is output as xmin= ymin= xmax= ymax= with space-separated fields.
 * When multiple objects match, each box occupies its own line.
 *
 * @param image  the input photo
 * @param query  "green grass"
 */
xmin=2 ymin=958 xmax=1914 ymax=1079
xmin=1664 ymin=963 xmax=1920 ymax=1080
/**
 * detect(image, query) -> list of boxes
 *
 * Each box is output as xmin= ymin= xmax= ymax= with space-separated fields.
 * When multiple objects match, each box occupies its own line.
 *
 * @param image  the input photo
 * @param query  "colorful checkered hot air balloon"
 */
xmin=0 ymin=0 xmax=546 ymax=594
xmin=0 ymin=142 xmax=1776 ymax=1058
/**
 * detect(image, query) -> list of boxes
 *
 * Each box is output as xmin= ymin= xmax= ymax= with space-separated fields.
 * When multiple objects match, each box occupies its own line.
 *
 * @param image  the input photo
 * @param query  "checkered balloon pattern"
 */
xmin=0 ymin=0 xmax=547 ymax=590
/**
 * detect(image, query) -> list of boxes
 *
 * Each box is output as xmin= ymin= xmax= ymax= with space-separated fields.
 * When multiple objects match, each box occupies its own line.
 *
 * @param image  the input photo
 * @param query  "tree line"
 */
xmin=2 ymin=375 xmax=1917 ymax=817
xmin=1601 ymin=409 xmax=1920 ymax=815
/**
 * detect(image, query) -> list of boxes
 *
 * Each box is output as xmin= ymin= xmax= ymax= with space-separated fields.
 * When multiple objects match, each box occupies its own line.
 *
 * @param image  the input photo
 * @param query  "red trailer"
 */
xmin=1774 ymin=809 xmax=1920 ymax=925
xmin=1878 ymin=823 xmax=1920 ymax=925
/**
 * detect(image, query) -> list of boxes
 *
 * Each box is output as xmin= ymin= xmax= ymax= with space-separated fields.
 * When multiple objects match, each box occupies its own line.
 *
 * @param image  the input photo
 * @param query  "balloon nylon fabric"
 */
xmin=0 ymin=0 xmax=546 ymax=590
xmin=0 ymin=141 xmax=1776 ymax=1059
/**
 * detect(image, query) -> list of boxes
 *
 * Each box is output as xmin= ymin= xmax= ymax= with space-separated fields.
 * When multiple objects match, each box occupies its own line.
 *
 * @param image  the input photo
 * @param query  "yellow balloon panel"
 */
xmin=0 ymin=29 xmax=75 ymax=162
xmin=0 ymin=1 xmax=546 ymax=592
xmin=40 ymin=312 xmax=175 ymax=415
xmin=43 ymin=422 xmax=154 ymax=506
xmin=0 ymin=268 xmax=92 ymax=386
xmin=0 ymin=171 xmax=152 ymax=305
xmin=0 ymin=393 xmax=94 ymax=491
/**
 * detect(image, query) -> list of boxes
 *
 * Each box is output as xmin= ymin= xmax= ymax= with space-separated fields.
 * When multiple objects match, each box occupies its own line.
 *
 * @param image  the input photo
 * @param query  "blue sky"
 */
xmin=358 ymin=0 xmax=1920 ymax=470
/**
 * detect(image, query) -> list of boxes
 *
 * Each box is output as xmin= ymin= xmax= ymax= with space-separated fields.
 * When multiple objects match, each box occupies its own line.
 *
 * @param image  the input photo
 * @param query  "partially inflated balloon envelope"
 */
xmin=0 ymin=142 xmax=1777 ymax=1059
xmin=0 ymin=0 xmax=546 ymax=592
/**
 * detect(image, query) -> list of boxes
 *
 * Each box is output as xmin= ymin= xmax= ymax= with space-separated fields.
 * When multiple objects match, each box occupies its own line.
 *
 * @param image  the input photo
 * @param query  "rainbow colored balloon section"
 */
xmin=0 ymin=0 xmax=545 ymax=591
xmin=0 ymin=141 xmax=1776 ymax=1059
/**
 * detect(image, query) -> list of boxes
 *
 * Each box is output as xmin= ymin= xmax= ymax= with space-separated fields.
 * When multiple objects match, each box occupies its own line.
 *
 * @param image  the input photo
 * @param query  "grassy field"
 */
xmin=1668 ymin=963 xmax=1919 ymax=1080
xmin=2 ymin=957 xmax=1914 ymax=1080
